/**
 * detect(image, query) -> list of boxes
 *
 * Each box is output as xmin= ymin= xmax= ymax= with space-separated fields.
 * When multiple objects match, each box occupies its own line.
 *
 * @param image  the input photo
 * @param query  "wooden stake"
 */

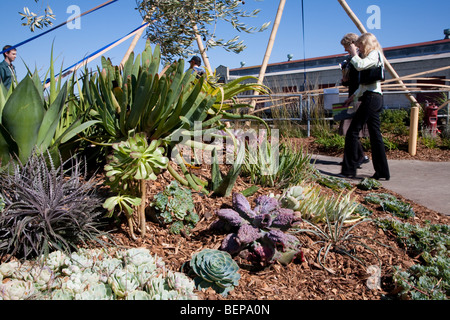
xmin=120 ymin=20 xmax=147 ymax=69
xmin=338 ymin=0 xmax=420 ymax=156
xmin=46 ymin=23 xmax=149 ymax=88
xmin=193 ymin=24 xmax=213 ymax=75
xmin=255 ymin=0 xmax=286 ymax=93
xmin=139 ymin=180 xmax=147 ymax=237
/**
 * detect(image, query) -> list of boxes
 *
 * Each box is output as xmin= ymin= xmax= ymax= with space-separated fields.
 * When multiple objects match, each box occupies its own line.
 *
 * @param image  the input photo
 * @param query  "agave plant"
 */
xmin=187 ymin=248 xmax=240 ymax=297
xmin=292 ymin=210 xmax=378 ymax=274
xmin=0 ymin=151 xmax=107 ymax=260
xmin=103 ymin=132 xmax=169 ymax=239
xmin=211 ymin=193 xmax=303 ymax=268
xmin=279 ymin=185 xmax=363 ymax=224
xmin=0 ymin=49 xmax=98 ymax=169
xmin=242 ymin=138 xmax=316 ymax=189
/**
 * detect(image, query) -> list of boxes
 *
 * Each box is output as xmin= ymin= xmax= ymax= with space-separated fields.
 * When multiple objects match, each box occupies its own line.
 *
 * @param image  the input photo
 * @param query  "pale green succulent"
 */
xmin=132 ymin=263 xmax=159 ymax=286
xmin=166 ymin=271 xmax=196 ymax=294
xmin=75 ymin=283 xmax=114 ymax=300
xmin=96 ymin=257 xmax=123 ymax=277
xmin=0 ymin=279 xmax=35 ymax=300
xmin=51 ymin=289 xmax=75 ymax=300
xmin=273 ymin=185 xmax=307 ymax=211
xmin=124 ymin=248 xmax=160 ymax=267
xmin=0 ymin=247 xmax=198 ymax=300
xmin=108 ymin=270 xmax=140 ymax=298
xmin=145 ymin=275 xmax=169 ymax=299
xmin=42 ymin=250 xmax=67 ymax=271
xmin=27 ymin=266 xmax=54 ymax=291
xmin=126 ymin=290 xmax=152 ymax=300
xmin=189 ymin=249 xmax=240 ymax=297
xmin=60 ymin=275 xmax=87 ymax=294
xmin=68 ymin=250 xmax=96 ymax=269
xmin=0 ymin=261 xmax=21 ymax=278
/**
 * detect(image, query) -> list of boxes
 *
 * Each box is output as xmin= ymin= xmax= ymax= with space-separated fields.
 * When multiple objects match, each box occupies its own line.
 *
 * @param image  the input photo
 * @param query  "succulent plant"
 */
xmin=0 ymin=247 xmax=197 ymax=300
xmin=125 ymin=290 xmax=152 ymax=300
xmin=75 ymin=283 xmax=114 ymax=300
xmin=364 ymin=193 xmax=415 ymax=219
xmin=212 ymin=193 xmax=303 ymax=267
xmin=150 ymin=181 xmax=199 ymax=235
xmin=0 ymin=152 xmax=107 ymax=260
xmin=0 ymin=279 xmax=35 ymax=300
xmin=188 ymin=249 xmax=240 ymax=297
xmin=108 ymin=270 xmax=140 ymax=298
xmin=357 ymin=178 xmax=382 ymax=191
xmin=104 ymin=133 xmax=170 ymax=239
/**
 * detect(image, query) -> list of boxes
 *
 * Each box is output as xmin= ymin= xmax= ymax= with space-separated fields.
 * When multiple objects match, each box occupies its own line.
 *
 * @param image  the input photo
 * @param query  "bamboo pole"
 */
xmin=338 ymin=0 xmax=421 ymax=156
xmin=193 ymin=24 xmax=213 ymax=75
xmin=382 ymin=65 xmax=450 ymax=84
xmin=243 ymin=0 xmax=285 ymax=127
xmin=120 ymin=20 xmax=147 ymax=69
xmin=254 ymin=0 xmax=286 ymax=92
xmin=47 ymin=23 xmax=149 ymax=88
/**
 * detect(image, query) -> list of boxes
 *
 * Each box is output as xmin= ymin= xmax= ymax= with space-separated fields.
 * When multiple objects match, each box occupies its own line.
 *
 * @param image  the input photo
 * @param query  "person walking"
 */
xmin=187 ymin=55 xmax=205 ymax=78
xmin=339 ymin=33 xmax=369 ymax=168
xmin=0 ymin=45 xmax=17 ymax=89
xmin=340 ymin=33 xmax=390 ymax=180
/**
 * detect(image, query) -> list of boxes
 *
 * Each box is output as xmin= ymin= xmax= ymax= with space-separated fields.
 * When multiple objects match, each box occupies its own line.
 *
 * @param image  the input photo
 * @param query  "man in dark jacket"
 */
xmin=0 ymin=45 xmax=17 ymax=89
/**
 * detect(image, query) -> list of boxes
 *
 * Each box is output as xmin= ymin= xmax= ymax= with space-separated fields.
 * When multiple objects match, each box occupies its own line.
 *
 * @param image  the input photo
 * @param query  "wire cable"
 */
xmin=0 ymin=0 xmax=119 ymax=56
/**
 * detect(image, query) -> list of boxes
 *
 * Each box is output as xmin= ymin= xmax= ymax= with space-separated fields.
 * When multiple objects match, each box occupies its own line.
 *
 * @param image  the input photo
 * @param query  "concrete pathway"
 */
xmin=311 ymin=154 xmax=450 ymax=216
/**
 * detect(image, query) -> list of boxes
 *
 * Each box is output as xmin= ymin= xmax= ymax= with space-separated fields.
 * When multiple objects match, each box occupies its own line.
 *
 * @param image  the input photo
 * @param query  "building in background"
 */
xmin=217 ymin=36 xmax=450 ymax=110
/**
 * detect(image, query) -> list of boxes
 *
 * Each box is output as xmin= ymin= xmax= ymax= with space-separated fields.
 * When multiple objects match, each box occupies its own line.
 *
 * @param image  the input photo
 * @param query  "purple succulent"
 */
xmin=232 ymin=193 xmax=256 ymax=220
xmin=212 ymin=192 xmax=303 ymax=268
xmin=216 ymin=208 xmax=244 ymax=228
xmin=252 ymin=213 xmax=273 ymax=229
xmin=250 ymin=241 xmax=275 ymax=264
xmin=271 ymin=208 xmax=297 ymax=230
xmin=237 ymin=224 xmax=262 ymax=245
xmin=253 ymin=195 xmax=279 ymax=215
xmin=220 ymin=233 xmax=242 ymax=255
xmin=266 ymin=229 xmax=300 ymax=251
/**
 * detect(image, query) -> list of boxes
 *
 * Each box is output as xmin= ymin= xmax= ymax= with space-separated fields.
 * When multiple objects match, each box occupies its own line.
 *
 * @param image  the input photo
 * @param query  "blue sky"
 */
xmin=1 ymin=0 xmax=449 ymax=81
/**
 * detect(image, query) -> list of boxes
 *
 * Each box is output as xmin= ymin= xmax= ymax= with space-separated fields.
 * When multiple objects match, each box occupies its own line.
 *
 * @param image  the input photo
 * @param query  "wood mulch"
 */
xmin=102 ymin=136 xmax=450 ymax=301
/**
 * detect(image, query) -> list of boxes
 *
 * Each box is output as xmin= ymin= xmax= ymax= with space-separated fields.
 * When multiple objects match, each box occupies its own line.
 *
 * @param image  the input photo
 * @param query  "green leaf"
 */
xmin=37 ymin=81 xmax=68 ymax=150
xmin=2 ymin=76 xmax=45 ymax=164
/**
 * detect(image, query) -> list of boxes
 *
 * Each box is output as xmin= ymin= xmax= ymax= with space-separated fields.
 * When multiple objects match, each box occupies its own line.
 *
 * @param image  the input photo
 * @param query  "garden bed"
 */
xmin=101 ymin=145 xmax=450 ymax=301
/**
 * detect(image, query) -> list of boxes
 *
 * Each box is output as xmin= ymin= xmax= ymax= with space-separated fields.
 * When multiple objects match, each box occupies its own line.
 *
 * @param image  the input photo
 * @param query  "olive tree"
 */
xmin=19 ymin=0 xmax=270 ymax=62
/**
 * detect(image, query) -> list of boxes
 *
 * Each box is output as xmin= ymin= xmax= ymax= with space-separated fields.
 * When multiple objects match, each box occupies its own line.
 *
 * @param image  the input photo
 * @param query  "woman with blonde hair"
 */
xmin=340 ymin=33 xmax=390 ymax=180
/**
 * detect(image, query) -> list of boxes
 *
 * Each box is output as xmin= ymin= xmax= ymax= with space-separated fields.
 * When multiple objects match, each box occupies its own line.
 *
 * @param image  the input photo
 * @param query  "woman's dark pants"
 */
xmin=341 ymin=91 xmax=390 ymax=178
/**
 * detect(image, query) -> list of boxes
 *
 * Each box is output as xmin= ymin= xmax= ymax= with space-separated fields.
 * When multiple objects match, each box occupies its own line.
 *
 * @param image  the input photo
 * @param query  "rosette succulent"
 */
xmin=0 ymin=247 xmax=197 ymax=300
xmin=150 ymin=181 xmax=199 ymax=235
xmin=0 ymin=279 xmax=35 ymax=300
xmin=188 ymin=249 xmax=240 ymax=297
xmin=211 ymin=193 xmax=303 ymax=267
